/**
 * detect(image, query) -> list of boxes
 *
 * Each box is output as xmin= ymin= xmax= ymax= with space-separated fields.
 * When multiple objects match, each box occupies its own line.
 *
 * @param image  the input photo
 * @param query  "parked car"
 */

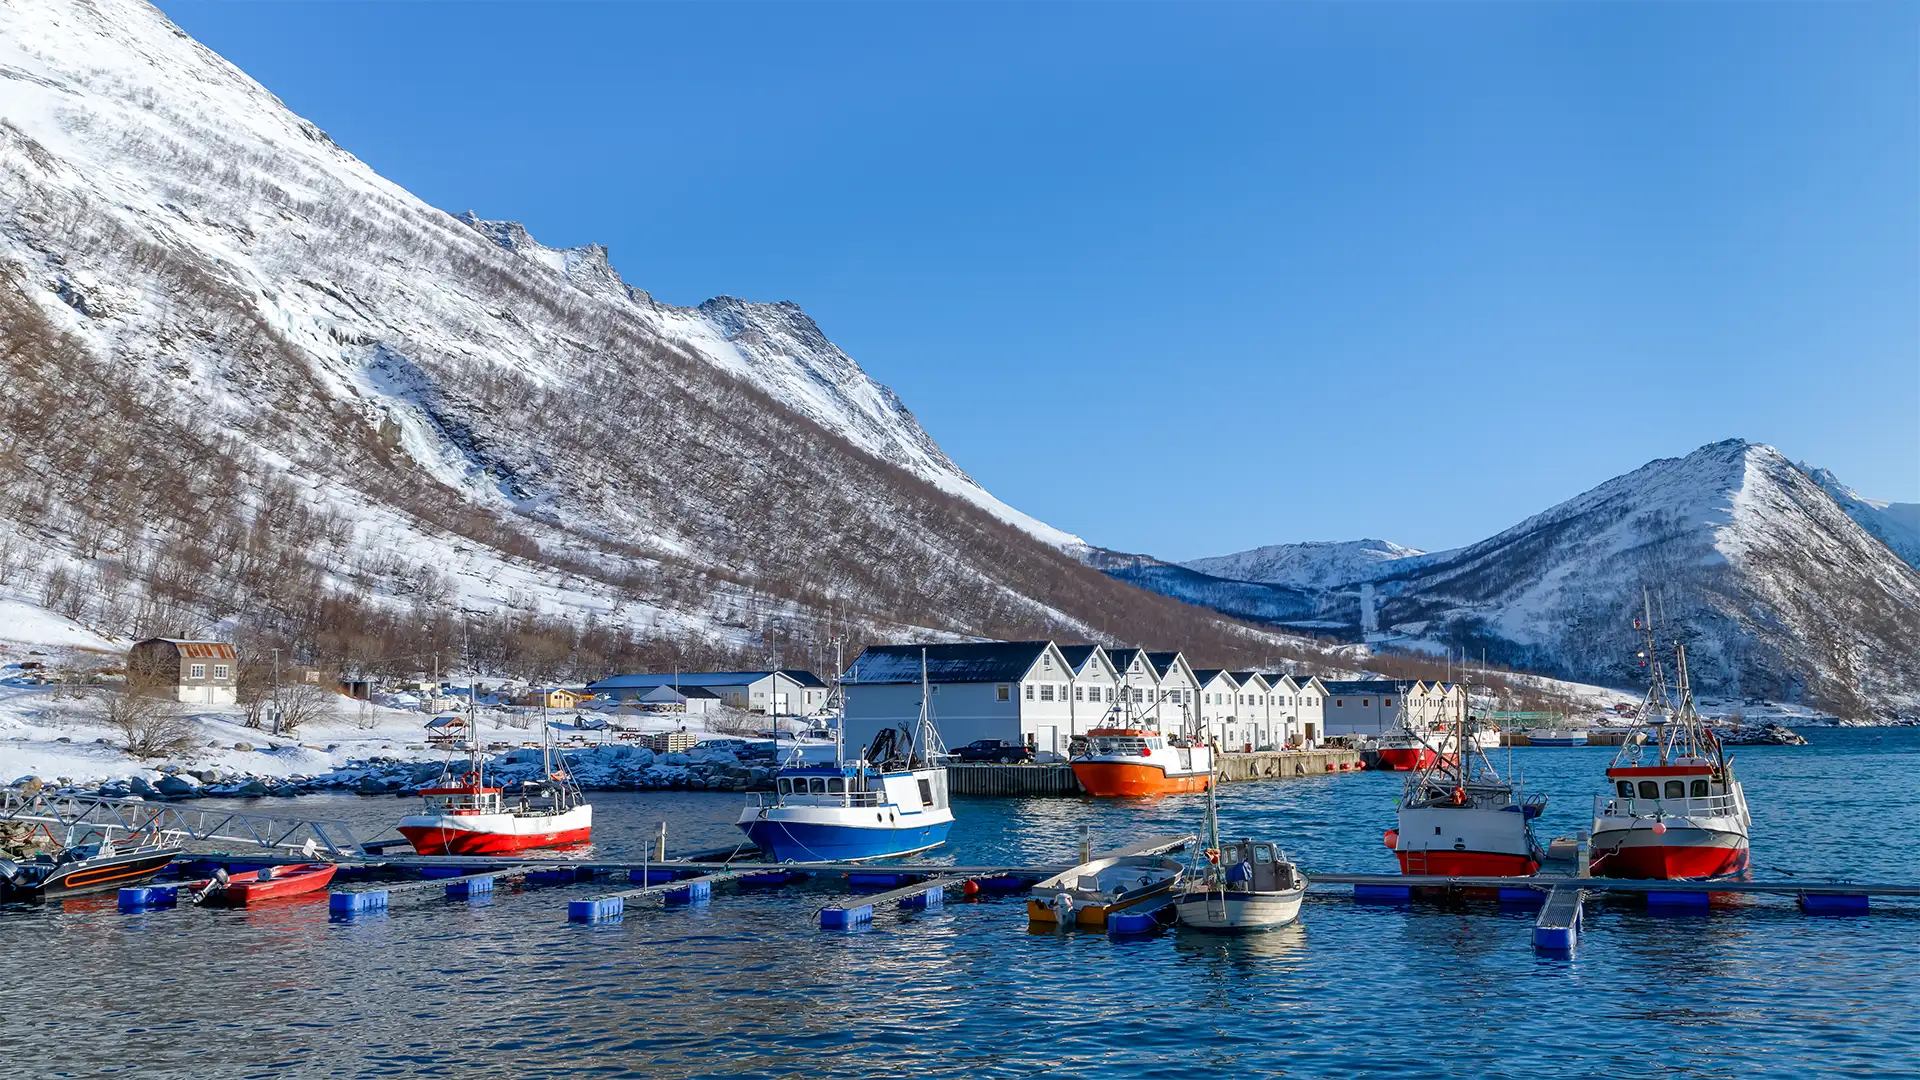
xmin=953 ymin=739 xmax=1033 ymax=764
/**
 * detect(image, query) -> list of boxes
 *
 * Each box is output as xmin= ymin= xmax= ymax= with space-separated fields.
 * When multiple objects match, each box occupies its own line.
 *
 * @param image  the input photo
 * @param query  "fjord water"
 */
xmin=3 ymin=730 xmax=1916 ymax=1079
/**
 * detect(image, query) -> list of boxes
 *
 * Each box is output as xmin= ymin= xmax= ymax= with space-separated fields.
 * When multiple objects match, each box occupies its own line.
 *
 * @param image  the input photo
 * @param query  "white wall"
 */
xmin=844 ymin=681 xmax=1023 ymax=756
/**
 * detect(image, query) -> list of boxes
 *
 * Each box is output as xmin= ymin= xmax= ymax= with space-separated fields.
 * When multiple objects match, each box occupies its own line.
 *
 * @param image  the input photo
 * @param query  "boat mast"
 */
xmin=832 ymin=634 xmax=845 ymax=767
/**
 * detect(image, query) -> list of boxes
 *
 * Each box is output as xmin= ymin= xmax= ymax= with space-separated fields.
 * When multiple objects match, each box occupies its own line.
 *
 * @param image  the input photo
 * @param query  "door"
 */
xmin=1039 ymin=725 xmax=1058 ymax=757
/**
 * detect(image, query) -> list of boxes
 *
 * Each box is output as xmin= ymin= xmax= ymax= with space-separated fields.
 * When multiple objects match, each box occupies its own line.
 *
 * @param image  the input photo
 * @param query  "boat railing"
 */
xmin=748 ymin=790 xmax=888 ymax=809
xmin=1594 ymin=793 xmax=1742 ymax=820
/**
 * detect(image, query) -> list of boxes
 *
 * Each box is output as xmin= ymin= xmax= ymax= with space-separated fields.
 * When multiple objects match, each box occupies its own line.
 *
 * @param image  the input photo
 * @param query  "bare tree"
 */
xmin=274 ymin=681 xmax=336 ymax=735
xmin=96 ymin=690 xmax=196 ymax=760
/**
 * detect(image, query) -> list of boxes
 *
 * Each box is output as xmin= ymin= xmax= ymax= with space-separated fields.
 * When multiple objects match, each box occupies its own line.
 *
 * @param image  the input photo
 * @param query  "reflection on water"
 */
xmin=1 ymin=729 xmax=1917 ymax=1078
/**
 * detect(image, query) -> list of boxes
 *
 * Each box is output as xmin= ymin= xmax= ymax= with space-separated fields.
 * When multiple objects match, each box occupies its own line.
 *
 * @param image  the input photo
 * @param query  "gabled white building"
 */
xmin=1057 ymin=644 xmax=1123 ymax=735
xmin=1225 ymin=671 xmax=1273 ymax=751
xmin=1145 ymin=651 xmax=1200 ymax=733
xmin=1103 ymin=648 xmax=1165 ymax=730
xmin=1192 ymin=668 xmax=1241 ymax=742
xmin=842 ymin=641 xmax=1080 ymax=757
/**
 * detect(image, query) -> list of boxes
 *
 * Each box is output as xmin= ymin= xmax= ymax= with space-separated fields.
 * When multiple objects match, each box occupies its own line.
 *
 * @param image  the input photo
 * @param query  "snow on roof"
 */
xmin=844 ymin=642 xmax=1051 ymax=685
xmin=589 ymin=671 xmax=787 ymax=690
xmin=137 ymin=638 xmax=238 ymax=659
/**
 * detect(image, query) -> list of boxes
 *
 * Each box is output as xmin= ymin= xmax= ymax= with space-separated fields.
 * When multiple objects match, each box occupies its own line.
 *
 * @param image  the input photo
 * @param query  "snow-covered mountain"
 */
xmin=1799 ymin=464 xmax=1920 ymax=571
xmin=1182 ymin=539 xmax=1429 ymax=590
xmin=1117 ymin=441 xmax=1920 ymax=718
xmin=3 ymin=0 xmax=1290 ymax=673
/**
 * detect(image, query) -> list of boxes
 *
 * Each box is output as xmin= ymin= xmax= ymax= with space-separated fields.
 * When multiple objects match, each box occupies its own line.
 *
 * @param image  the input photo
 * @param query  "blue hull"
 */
xmin=739 ymin=818 xmax=951 ymax=863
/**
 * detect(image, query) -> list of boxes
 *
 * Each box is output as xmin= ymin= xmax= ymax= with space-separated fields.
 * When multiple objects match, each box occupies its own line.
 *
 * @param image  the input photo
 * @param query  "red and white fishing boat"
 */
xmin=398 ymin=726 xmax=592 ymax=855
xmin=1589 ymin=599 xmax=1751 ymax=880
xmin=1374 ymin=725 xmax=1457 ymax=772
xmin=1385 ymin=701 xmax=1544 ymax=876
xmin=1072 ymin=729 xmax=1213 ymax=796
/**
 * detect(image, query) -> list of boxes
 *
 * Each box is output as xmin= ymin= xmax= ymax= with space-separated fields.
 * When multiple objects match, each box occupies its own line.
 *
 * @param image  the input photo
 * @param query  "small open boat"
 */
xmin=187 ymin=862 xmax=337 ymax=906
xmin=1027 ymin=855 xmax=1184 ymax=928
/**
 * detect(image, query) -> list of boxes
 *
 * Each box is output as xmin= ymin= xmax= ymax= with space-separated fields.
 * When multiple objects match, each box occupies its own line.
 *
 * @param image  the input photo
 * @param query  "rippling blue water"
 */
xmin=4 ymin=729 xmax=1916 ymax=1078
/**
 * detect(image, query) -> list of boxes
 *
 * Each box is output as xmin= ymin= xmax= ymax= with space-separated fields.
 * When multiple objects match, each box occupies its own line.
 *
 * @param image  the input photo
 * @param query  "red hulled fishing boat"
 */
xmin=1589 ymin=596 xmax=1751 ymax=880
xmin=398 ymin=725 xmax=592 ymax=855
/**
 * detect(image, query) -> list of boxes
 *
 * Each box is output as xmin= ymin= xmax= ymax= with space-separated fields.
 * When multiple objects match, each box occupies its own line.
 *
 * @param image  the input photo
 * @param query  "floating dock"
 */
xmin=946 ymin=750 xmax=1364 ymax=797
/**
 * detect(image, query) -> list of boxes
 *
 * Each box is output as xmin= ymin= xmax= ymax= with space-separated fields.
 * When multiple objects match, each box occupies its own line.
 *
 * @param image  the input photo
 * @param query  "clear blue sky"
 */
xmin=157 ymin=1 xmax=1918 ymax=559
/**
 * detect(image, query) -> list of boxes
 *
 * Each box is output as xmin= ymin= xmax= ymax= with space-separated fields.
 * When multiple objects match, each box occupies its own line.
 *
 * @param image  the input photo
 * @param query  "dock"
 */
xmin=945 ymin=750 xmax=1365 ymax=797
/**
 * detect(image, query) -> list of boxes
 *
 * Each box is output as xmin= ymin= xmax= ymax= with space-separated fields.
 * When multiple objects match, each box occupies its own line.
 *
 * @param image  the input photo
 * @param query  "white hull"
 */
xmin=1175 ymin=887 xmax=1305 ymax=932
xmin=397 ymin=803 xmax=593 ymax=838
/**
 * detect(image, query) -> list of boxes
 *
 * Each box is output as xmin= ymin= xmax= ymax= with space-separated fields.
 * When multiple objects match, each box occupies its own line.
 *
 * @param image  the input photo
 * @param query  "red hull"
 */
xmin=1376 ymin=747 xmax=1436 ymax=772
xmin=1071 ymin=762 xmax=1211 ymax=797
xmin=398 ymin=824 xmax=593 ymax=855
xmin=1396 ymin=850 xmax=1538 ymax=877
xmin=1592 ymin=840 xmax=1748 ymax=881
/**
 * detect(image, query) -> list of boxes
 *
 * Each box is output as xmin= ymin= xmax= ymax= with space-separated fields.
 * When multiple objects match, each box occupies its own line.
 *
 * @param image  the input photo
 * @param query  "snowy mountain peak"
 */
xmin=1183 ymin=538 xmax=1428 ymax=590
xmin=455 ymin=211 xmax=645 ymax=306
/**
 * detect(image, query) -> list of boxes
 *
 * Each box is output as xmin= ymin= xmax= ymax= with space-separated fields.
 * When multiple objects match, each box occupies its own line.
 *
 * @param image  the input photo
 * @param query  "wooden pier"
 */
xmin=946 ymin=763 xmax=1082 ymax=796
xmin=1216 ymin=748 xmax=1363 ymax=781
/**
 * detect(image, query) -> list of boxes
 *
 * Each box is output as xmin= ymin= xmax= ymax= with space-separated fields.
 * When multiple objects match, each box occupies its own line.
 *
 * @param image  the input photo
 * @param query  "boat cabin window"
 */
xmin=777 ymin=778 xmax=792 ymax=795
xmin=1638 ymin=781 xmax=1659 ymax=799
xmin=917 ymin=778 xmax=933 ymax=807
xmin=1149 ymin=738 xmax=1163 ymax=750
xmin=1665 ymin=780 xmax=1685 ymax=799
xmin=1616 ymin=781 xmax=1633 ymax=798
xmin=809 ymin=777 xmax=827 ymax=794
xmin=828 ymin=778 xmax=845 ymax=795
xmin=1691 ymin=779 xmax=1709 ymax=798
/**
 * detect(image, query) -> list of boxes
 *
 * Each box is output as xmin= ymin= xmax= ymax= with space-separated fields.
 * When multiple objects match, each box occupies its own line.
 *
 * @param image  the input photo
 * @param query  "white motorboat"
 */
xmin=1173 ymin=740 xmax=1307 ymax=932
xmin=1027 ymin=855 xmax=1185 ymax=928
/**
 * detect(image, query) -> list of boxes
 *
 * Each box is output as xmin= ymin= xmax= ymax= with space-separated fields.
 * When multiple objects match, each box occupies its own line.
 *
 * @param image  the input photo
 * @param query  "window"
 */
xmin=1638 ymin=781 xmax=1659 ymax=799
xmin=1362 ymin=699 xmax=1370 ymax=707
xmin=828 ymin=778 xmax=845 ymax=794
xmin=1691 ymin=779 xmax=1709 ymax=798
xmin=1132 ymin=688 xmax=1144 ymax=704
xmin=189 ymin=664 xmax=205 ymax=680
xmin=1025 ymin=684 xmax=1034 ymax=701
xmin=1184 ymin=690 xmax=1192 ymax=704
xmin=1384 ymin=698 xmax=1392 ymax=707
xmin=917 ymin=778 xmax=934 ymax=807
xmin=1336 ymin=699 xmax=1344 ymax=707
xmin=778 ymin=778 xmax=792 ymax=795
xmin=1074 ymin=686 xmax=1084 ymax=701
xmin=1039 ymin=685 xmax=1054 ymax=702
xmin=1105 ymin=688 xmax=1115 ymax=703
xmin=810 ymin=778 xmax=827 ymax=794
xmin=997 ymin=685 xmax=1010 ymax=702
xmin=1616 ymin=780 xmax=1633 ymax=797
xmin=1665 ymin=780 xmax=1685 ymax=799
xmin=213 ymin=664 xmax=229 ymax=680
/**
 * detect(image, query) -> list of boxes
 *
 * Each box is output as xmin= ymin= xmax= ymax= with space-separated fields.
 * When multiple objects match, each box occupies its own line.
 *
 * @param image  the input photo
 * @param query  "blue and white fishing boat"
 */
xmin=735 ymin=649 xmax=954 ymax=863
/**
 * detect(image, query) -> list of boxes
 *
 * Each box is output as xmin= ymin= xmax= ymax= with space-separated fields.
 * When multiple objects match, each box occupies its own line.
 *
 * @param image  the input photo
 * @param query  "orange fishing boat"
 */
xmin=1071 ymin=728 xmax=1213 ymax=796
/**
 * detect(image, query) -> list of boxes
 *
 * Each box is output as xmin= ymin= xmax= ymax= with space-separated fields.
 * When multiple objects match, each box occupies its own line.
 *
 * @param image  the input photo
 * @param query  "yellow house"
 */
xmin=515 ymin=688 xmax=585 ymax=709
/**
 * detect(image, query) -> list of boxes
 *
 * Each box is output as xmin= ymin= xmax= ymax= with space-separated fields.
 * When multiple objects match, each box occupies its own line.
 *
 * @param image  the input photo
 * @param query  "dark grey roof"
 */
xmin=1321 ymin=680 xmax=1418 ymax=696
xmin=1229 ymin=670 xmax=1268 ymax=687
xmin=778 ymin=669 xmax=828 ymax=688
xmin=1057 ymin=645 xmax=1100 ymax=671
xmin=1191 ymin=668 xmax=1234 ymax=685
xmin=588 ymin=671 xmax=811 ymax=691
xmin=844 ymin=642 xmax=1051 ymax=685
xmin=1106 ymin=648 xmax=1144 ymax=673
xmin=1145 ymin=651 xmax=1184 ymax=677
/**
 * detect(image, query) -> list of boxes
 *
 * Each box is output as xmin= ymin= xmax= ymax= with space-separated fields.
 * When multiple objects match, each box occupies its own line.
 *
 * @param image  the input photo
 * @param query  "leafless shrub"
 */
xmin=96 ymin=689 xmax=196 ymax=760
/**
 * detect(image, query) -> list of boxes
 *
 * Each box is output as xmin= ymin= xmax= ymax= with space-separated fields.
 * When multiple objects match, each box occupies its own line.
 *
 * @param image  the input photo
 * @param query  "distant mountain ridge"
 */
xmin=1182 ymin=538 xmax=1429 ymax=590
xmin=1126 ymin=441 xmax=1920 ymax=718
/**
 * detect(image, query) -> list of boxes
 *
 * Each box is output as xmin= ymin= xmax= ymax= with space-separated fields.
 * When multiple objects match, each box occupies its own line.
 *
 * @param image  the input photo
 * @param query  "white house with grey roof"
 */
xmin=1057 ymin=644 xmax=1124 ymax=735
xmin=842 ymin=641 xmax=1079 ymax=757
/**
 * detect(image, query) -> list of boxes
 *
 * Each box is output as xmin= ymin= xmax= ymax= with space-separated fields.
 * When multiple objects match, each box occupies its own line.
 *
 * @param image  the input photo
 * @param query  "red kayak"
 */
xmin=187 ymin=862 xmax=338 ymax=906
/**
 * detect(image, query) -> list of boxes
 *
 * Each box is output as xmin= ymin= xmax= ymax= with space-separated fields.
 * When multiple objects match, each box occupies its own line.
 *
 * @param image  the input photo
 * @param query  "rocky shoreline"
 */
xmin=8 ymin=744 xmax=777 ymax=802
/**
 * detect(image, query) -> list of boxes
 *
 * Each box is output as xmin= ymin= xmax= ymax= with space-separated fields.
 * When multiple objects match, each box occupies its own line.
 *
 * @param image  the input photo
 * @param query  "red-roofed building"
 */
xmin=127 ymin=638 xmax=238 ymax=705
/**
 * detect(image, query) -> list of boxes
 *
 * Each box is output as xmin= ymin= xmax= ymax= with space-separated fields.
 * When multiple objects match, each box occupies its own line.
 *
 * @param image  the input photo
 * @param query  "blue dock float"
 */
xmin=664 ymin=879 xmax=712 ymax=906
xmin=971 ymin=875 xmax=1035 ymax=894
xmin=820 ymin=903 xmax=873 ymax=929
xmin=1499 ymin=887 xmax=1546 ymax=906
xmin=568 ymin=896 xmax=625 ymax=921
xmin=526 ymin=866 xmax=595 ymax=885
xmin=1800 ymin=892 xmax=1869 ymax=915
xmin=1107 ymin=897 xmax=1177 ymax=937
xmin=1645 ymin=890 xmax=1711 ymax=910
xmin=118 ymin=885 xmax=179 ymax=910
xmin=849 ymin=872 xmax=923 ymax=890
xmin=1353 ymin=883 xmax=1413 ymax=903
xmin=329 ymin=889 xmax=390 ymax=915
xmin=446 ymin=875 xmax=494 ymax=899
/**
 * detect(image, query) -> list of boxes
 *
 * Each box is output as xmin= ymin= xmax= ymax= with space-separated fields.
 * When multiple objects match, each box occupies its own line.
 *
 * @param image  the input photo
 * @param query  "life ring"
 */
xmin=1205 ymin=848 xmax=1221 ymax=865
xmin=1452 ymin=787 xmax=1466 ymax=805
xmin=462 ymin=772 xmax=480 ymax=787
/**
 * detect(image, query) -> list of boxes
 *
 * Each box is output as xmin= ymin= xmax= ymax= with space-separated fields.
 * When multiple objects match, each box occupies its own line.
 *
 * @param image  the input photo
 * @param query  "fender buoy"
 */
xmin=1652 ymin=820 xmax=1668 ymax=835
xmin=1452 ymin=787 xmax=1466 ymax=805
xmin=1205 ymin=848 xmax=1221 ymax=865
xmin=962 ymin=879 xmax=981 ymax=897
xmin=1383 ymin=829 xmax=1398 ymax=850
